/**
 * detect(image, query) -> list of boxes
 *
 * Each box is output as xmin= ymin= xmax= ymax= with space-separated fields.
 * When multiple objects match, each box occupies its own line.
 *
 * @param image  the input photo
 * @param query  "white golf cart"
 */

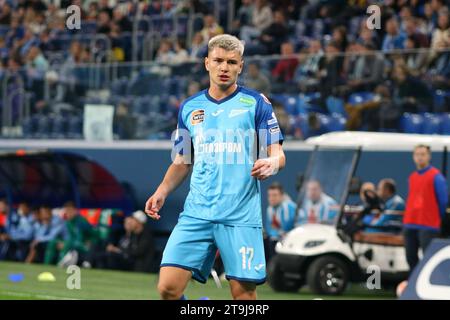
xmin=268 ymin=132 xmax=450 ymax=295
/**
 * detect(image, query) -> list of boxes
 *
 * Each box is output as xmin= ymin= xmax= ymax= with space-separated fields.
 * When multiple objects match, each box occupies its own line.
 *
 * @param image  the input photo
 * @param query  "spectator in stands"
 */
xmin=363 ymin=178 xmax=405 ymax=233
xmin=382 ymin=17 xmax=407 ymax=52
xmin=155 ymin=38 xmax=174 ymax=64
xmin=172 ymin=39 xmax=189 ymax=65
xmin=244 ymin=61 xmax=271 ymax=96
xmin=0 ymin=2 xmax=12 ymax=25
xmin=401 ymin=36 xmax=428 ymax=76
xmin=297 ymin=180 xmax=338 ymax=225
xmin=231 ymin=0 xmax=254 ymax=34
xmin=391 ymin=65 xmax=433 ymax=113
xmin=331 ymin=25 xmax=348 ymax=52
xmin=99 ymin=0 xmax=114 ymax=18
xmin=403 ymin=17 xmax=430 ymax=49
xmin=264 ymin=182 xmax=296 ymax=261
xmin=86 ymin=2 xmax=100 ymax=22
xmin=403 ymin=145 xmax=448 ymax=273
xmin=200 ymin=14 xmax=224 ymax=44
xmin=0 ymin=199 xmax=9 ymax=260
xmin=271 ymin=42 xmax=298 ymax=85
xmin=431 ymin=9 xmax=450 ymax=49
xmin=189 ymin=32 xmax=205 ymax=59
xmin=44 ymin=201 xmax=94 ymax=266
xmin=345 ymin=84 xmax=392 ymax=131
xmin=97 ymin=9 xmax=112 ymax=34
xmin=0 ymin=36 xmax=9 ymax=63
xmin=260 ymin=9 xmax=289 ymax=55
xmin=240 ymin=0 xmax=273 ymax=45
xmin=114 ymin=101 xmax=137 ymax=139
xmin=295 ymin=39 xmax=324 ymax=92
xmin=113 ymin=6 xmax=132 ymax=33
xmin=421 ymin=2 xmax=437 ymax=37
xmin=343 ymin=41 xmax=385 ymax=94
xmin=4 ymin=201 xmax=35 ymax=261
xmin=425 ymin=37 xmax=450 ymax=91
xmin=25 ymin=204 xmax=64 ymax=263
xmin=25 ymin=45 xmax=48 ymax=76
xmin=357 ymin=20 xmax=381 ymax=49
xmin=319 ymin=40 xmax=344 ymax=98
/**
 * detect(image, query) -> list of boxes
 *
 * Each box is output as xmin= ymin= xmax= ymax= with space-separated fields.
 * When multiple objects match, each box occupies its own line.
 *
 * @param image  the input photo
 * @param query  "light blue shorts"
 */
xmin=161 ymin=215 xmax=266 ymax=285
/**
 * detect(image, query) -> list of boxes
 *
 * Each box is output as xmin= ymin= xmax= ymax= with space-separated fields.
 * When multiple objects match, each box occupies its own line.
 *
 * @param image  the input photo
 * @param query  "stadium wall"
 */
xmin=0 ymin=140 xmax=448 ymax=233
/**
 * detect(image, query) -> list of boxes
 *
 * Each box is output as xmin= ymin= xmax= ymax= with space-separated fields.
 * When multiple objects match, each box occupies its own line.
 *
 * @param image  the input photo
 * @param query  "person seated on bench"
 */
xmin=363 ymin=178 xmax=405 ymax=233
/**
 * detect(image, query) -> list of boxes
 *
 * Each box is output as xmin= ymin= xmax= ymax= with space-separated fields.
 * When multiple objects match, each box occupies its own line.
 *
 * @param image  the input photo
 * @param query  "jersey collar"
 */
xmin=205 ymin=85 xmax=241 ymax=104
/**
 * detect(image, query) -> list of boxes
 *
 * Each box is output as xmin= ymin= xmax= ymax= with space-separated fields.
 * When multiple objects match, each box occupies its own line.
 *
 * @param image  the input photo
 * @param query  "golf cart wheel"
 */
xmin=267 ymin=255 xmax=302 ymax=292
xmin=306 ymin=255 xmax=349 ymax=295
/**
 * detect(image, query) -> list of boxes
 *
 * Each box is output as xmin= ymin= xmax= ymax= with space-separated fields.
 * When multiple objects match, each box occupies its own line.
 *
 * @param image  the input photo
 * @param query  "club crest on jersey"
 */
xmin=191 ymin=109 xmax=205 ymax=125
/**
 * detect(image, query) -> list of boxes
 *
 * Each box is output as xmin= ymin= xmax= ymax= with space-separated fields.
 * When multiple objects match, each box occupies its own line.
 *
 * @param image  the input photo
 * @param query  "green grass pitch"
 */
xmin=0 ymin=262 xmax=396 ymax=300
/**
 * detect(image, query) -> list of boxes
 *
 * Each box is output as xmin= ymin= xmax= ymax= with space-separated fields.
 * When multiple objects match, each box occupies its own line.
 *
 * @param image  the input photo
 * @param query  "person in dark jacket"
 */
xmin=93 ymin=210 xmax=155 ymax=273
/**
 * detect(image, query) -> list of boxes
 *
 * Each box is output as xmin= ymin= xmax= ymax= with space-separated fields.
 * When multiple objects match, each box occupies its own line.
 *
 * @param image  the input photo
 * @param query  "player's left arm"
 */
xmin=252 ymin=93 xmax=286 ymax=180
xmin=251 ymin=143 xmax=286 ymax=180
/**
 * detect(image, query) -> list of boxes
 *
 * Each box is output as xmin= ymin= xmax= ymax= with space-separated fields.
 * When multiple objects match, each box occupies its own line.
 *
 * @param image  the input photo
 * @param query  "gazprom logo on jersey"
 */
xmin=197 ymin=142 xmax=242 ymax=154
xmin=400 ymin=239 xmax=450 ymax=300
xmin=170 ymin=127 xmax=280 ymax=164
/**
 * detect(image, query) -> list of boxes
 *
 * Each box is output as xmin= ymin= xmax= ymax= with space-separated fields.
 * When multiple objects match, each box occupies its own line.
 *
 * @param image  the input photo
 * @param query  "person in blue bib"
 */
xmin=145 ymin=34 xmax=286 ymax=300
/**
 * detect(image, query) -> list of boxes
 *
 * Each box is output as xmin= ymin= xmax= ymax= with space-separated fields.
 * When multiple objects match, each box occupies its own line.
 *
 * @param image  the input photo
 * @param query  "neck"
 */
xmin=208 ymin=83 xmax=237 ymax=101
xmin=417 ymin=164 xmax=430 ymax=170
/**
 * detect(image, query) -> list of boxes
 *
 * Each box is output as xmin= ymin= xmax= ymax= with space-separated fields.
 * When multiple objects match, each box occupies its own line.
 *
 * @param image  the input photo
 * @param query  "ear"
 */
xmin=239 ymin=59 xmax=244 ymax=74
xmin=204 ymin=57 xmax=209 ymax=71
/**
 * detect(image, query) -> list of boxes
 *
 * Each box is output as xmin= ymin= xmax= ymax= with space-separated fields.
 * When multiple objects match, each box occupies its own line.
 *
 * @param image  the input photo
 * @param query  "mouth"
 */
xmin=219 ymin=75 xmax=230 ymax=81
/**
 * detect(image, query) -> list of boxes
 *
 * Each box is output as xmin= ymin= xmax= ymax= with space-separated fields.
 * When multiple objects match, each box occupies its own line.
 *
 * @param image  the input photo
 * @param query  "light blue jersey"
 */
xmin=174 ymin=85 xmax=283 ymax=227
xmin=162 ymin=86 xmax=283 ymax=284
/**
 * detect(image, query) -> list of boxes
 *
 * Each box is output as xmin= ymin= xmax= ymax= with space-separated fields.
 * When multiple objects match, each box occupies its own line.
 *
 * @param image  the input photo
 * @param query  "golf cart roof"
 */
xmin=306 ymin=132 xmax=450 ymax=151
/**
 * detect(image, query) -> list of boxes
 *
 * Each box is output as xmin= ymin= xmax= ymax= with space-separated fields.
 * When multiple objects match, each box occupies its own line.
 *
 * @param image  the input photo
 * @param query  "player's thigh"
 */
xmin=214 ymin=224 xmax=266 ymax=284
xmin=161 ymin=215 xmax=217 ymax=283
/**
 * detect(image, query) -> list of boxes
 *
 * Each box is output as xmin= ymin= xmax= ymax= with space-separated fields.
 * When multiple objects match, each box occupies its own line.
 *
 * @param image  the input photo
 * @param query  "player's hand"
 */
xmin=251 ymin=159 xmax=276 ymax=180
xmin=145 ymin=190 xmax=166 ymax=220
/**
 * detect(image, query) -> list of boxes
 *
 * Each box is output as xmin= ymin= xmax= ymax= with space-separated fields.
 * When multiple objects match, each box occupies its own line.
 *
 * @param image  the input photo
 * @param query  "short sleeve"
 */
xmin=173 ymin=103 xmax=192 ymax=156
xmin=255 ymin=93 xmax=284 ymax=147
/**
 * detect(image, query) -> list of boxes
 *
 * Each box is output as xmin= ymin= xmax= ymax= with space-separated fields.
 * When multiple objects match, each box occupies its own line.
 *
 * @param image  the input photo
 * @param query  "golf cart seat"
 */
xmin=353 ymin=231 xmax=404 ymax=246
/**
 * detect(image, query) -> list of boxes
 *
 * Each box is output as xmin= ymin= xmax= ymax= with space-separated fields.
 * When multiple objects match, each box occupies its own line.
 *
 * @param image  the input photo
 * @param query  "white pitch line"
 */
xmin=0 ymin=290 xmax=80 ymax=300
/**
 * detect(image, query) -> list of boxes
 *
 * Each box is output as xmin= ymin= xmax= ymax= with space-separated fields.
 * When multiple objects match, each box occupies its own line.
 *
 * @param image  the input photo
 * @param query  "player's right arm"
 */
xmin=145 ymin=154 xmax=192 ymax=220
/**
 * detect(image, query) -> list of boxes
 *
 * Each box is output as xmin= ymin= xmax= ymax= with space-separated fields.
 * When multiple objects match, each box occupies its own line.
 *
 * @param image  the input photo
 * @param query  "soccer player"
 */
xmin=145 ymin=34 xmax=286 ymax=300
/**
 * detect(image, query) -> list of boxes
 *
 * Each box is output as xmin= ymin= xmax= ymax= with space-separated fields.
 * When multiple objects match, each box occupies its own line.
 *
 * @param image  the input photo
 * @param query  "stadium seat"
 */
xmin=34 ymin=115 xmax=52 ymax=139
xmin=67 ymin=115 xmax=83 ymax=139
xmin=400 ymin=113 xmax=424 ymax=134
xmin=326 ymin=96 xmax=346 ymax=117
xmin=433 ymin=90 xmax=450 ymax=113
xmin=422 ymin=113 xmax=441 ymax=134
xmin=50 ymin=115 xmax=68 ymax=139
xmin=329 ymin=113 xmax=347 ymax=131
xmin=439 ymin=113 xmax=450 ymax=135
xmin=21 ymin=117 xmax=36 ymax=138
xmin=348 ymin=92 xmax=374 ymax=105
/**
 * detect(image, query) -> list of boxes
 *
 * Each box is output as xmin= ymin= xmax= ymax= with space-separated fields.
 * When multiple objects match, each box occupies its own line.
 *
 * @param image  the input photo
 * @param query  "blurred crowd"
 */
xmin=0 ymin=199 xmax=156 ymax=273
xmin=0 ymin=0 xmax=449 ymax=139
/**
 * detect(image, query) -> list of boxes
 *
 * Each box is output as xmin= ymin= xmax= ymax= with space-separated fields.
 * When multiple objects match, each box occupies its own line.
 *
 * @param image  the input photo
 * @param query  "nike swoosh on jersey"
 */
xmin=212 ymin=109 xmax=224 ymax=116
xmin=254 ymin=264 xmax=265 ymax=271
xmin=229 ymin=109 xmax=249 ymax=118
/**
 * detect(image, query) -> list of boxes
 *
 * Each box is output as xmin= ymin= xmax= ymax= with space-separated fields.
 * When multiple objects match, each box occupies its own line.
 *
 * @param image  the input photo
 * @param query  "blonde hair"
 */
xmin=208 ymin=34 xmax=245 ymax=56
